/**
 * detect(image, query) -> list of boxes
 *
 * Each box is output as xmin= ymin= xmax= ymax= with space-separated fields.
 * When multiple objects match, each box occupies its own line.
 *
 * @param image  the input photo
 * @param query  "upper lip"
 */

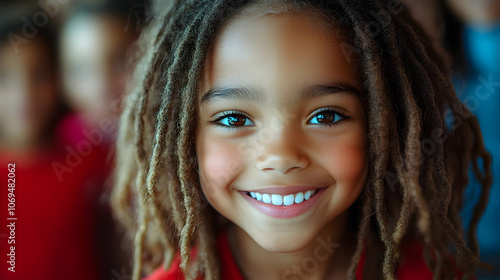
xmin=241 ymin=185 xmax=325 ymax=196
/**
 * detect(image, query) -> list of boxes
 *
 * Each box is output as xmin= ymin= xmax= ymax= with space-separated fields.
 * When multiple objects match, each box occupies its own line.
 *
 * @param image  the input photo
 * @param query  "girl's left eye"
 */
xmin=307 ymin=109 xmax=346 ymax=126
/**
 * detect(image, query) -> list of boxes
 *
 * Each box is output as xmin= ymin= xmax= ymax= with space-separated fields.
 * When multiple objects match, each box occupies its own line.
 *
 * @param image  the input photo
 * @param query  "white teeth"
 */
xmin=248 ymin=189 xmax=319 ymax=206
xmin=271 ymin=194 xmax=283 ymax=205
xmin=255 ymin=193 xmax=262 ymax=201
xmin=304 ymin=191 xmax=312 ymax=200
xmin=283 ymin=194 xmax=294 ymax=206
xmin=294 ymin=192 xmax=304 ymax=204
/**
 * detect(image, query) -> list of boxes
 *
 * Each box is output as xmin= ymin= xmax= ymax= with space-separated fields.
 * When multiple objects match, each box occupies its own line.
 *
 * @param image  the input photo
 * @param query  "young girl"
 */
xmin=112 ymin=0 xmax=492 ymax=279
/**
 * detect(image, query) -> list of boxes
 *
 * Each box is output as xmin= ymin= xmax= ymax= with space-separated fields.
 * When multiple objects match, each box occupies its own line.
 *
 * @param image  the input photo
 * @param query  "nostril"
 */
xmin=262 ymin=166 xmax=302 ymax=174
xmin=256 ymin=154 xmax=310 ymax=174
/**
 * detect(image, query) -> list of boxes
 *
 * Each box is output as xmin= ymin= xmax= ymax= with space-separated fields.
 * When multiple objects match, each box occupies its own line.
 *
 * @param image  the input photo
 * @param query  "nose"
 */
xmin=255 ymin=127 xmax=310 ymax=174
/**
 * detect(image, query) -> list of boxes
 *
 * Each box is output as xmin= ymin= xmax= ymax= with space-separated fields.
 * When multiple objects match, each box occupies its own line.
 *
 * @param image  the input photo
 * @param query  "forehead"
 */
xmin=200 ymin=10 xmax=360 ymax=98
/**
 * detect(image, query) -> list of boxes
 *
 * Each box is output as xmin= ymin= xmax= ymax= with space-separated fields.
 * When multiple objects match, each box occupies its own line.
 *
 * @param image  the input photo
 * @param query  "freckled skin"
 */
xmin=196 ymin=11 xmax=366 ymax=279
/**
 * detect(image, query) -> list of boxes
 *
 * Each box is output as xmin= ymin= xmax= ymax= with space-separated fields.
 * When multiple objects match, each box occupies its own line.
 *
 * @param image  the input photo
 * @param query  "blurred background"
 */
xmin=0 ymin=0 xmax=498 ymax=279
xmin=0 ymin=0 xmax=148 ymax=279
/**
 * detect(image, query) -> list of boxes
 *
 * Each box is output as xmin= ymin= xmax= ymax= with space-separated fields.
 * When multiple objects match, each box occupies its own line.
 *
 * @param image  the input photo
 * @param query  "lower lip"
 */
xmin=240 ymin=188 xmax=326 ymax=219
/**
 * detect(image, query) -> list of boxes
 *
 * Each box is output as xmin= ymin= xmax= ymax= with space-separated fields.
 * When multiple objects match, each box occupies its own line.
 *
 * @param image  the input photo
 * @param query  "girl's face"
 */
xmin=197 ymin=11 xmax=367 ymax=252
xmin=0 ymin=40 xmax=58 ymax=149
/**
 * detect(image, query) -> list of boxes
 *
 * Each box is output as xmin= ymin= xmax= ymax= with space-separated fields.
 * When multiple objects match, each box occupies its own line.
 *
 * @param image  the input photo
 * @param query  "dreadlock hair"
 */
xmin=111 ymin=0 xmax=492 ymax=279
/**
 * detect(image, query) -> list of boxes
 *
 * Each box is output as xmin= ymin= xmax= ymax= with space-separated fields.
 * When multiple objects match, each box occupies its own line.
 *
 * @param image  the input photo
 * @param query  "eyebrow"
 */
xmin=200 ymin=81 xmax=361 ymax=104
xmin=302 ymin=82 xmax=361 ymax=99
xmin=201 ymin=86 xmax=265 ymax=103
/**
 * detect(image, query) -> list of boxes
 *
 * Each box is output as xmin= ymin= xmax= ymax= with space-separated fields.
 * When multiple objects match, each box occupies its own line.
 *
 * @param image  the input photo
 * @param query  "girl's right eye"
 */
xmin=211 ymin=111 xmax=255 ymax=129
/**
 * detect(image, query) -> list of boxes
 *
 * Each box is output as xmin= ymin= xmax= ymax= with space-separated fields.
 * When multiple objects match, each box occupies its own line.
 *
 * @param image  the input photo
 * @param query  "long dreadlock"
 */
xmin=111 ymin=0 xmax=492 ymax=279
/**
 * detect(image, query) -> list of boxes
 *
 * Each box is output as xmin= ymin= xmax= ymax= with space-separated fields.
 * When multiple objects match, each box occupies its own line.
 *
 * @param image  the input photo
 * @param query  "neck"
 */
xmin=228 ymin=211 xmax=357 ymax=280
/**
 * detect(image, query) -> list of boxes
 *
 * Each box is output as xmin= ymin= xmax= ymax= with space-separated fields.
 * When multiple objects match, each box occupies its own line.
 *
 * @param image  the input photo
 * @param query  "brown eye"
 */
xmin=315 ymin=113 xmax=336 ymax=123
xmin=307 ymin=109 xmax=346 ymax=126
xmin=227 ymin=115 xmax=247 ymax=126
xmin=213 ymin=111 xmax=255 ymax=128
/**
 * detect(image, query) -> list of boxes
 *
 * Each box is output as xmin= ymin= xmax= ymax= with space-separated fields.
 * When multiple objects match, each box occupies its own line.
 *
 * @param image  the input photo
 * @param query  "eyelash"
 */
xmin=210 ymin=108 xmax=350 ymax=130
xmin=306 ymin=107 xmax=349 ymax=128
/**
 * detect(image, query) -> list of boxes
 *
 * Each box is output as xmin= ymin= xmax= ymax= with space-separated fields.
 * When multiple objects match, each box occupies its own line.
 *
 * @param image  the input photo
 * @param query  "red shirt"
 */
xmin=145 ymin=231 xmax=434 ymax=280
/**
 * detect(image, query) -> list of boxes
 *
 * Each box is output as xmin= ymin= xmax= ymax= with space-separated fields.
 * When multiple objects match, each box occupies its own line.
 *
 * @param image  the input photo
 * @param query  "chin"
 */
xmin=248 ymin=227 xmax=318 ymax=253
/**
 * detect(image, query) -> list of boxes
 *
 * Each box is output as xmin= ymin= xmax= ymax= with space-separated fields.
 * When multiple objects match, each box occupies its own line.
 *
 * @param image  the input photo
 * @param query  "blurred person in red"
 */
xmin=0 ymin=4 xmax=108 ymax=280
xmin=57 ymin=0 xmax=148 ymax=278
xmin=60 ymin=0 xmax=145 ymax=142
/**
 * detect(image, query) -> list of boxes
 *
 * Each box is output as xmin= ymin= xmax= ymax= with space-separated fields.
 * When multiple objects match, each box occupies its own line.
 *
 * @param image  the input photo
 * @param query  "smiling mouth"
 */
xmin=245 ymin=189 xmax=320 ymax=206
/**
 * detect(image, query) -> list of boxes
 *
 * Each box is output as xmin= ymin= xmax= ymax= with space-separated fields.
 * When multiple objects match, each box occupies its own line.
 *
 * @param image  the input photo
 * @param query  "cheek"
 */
xmin=319 ymin=132 xmax=366 ymax=188
xmin=197 ymin=134 xmax=244 ymax=202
